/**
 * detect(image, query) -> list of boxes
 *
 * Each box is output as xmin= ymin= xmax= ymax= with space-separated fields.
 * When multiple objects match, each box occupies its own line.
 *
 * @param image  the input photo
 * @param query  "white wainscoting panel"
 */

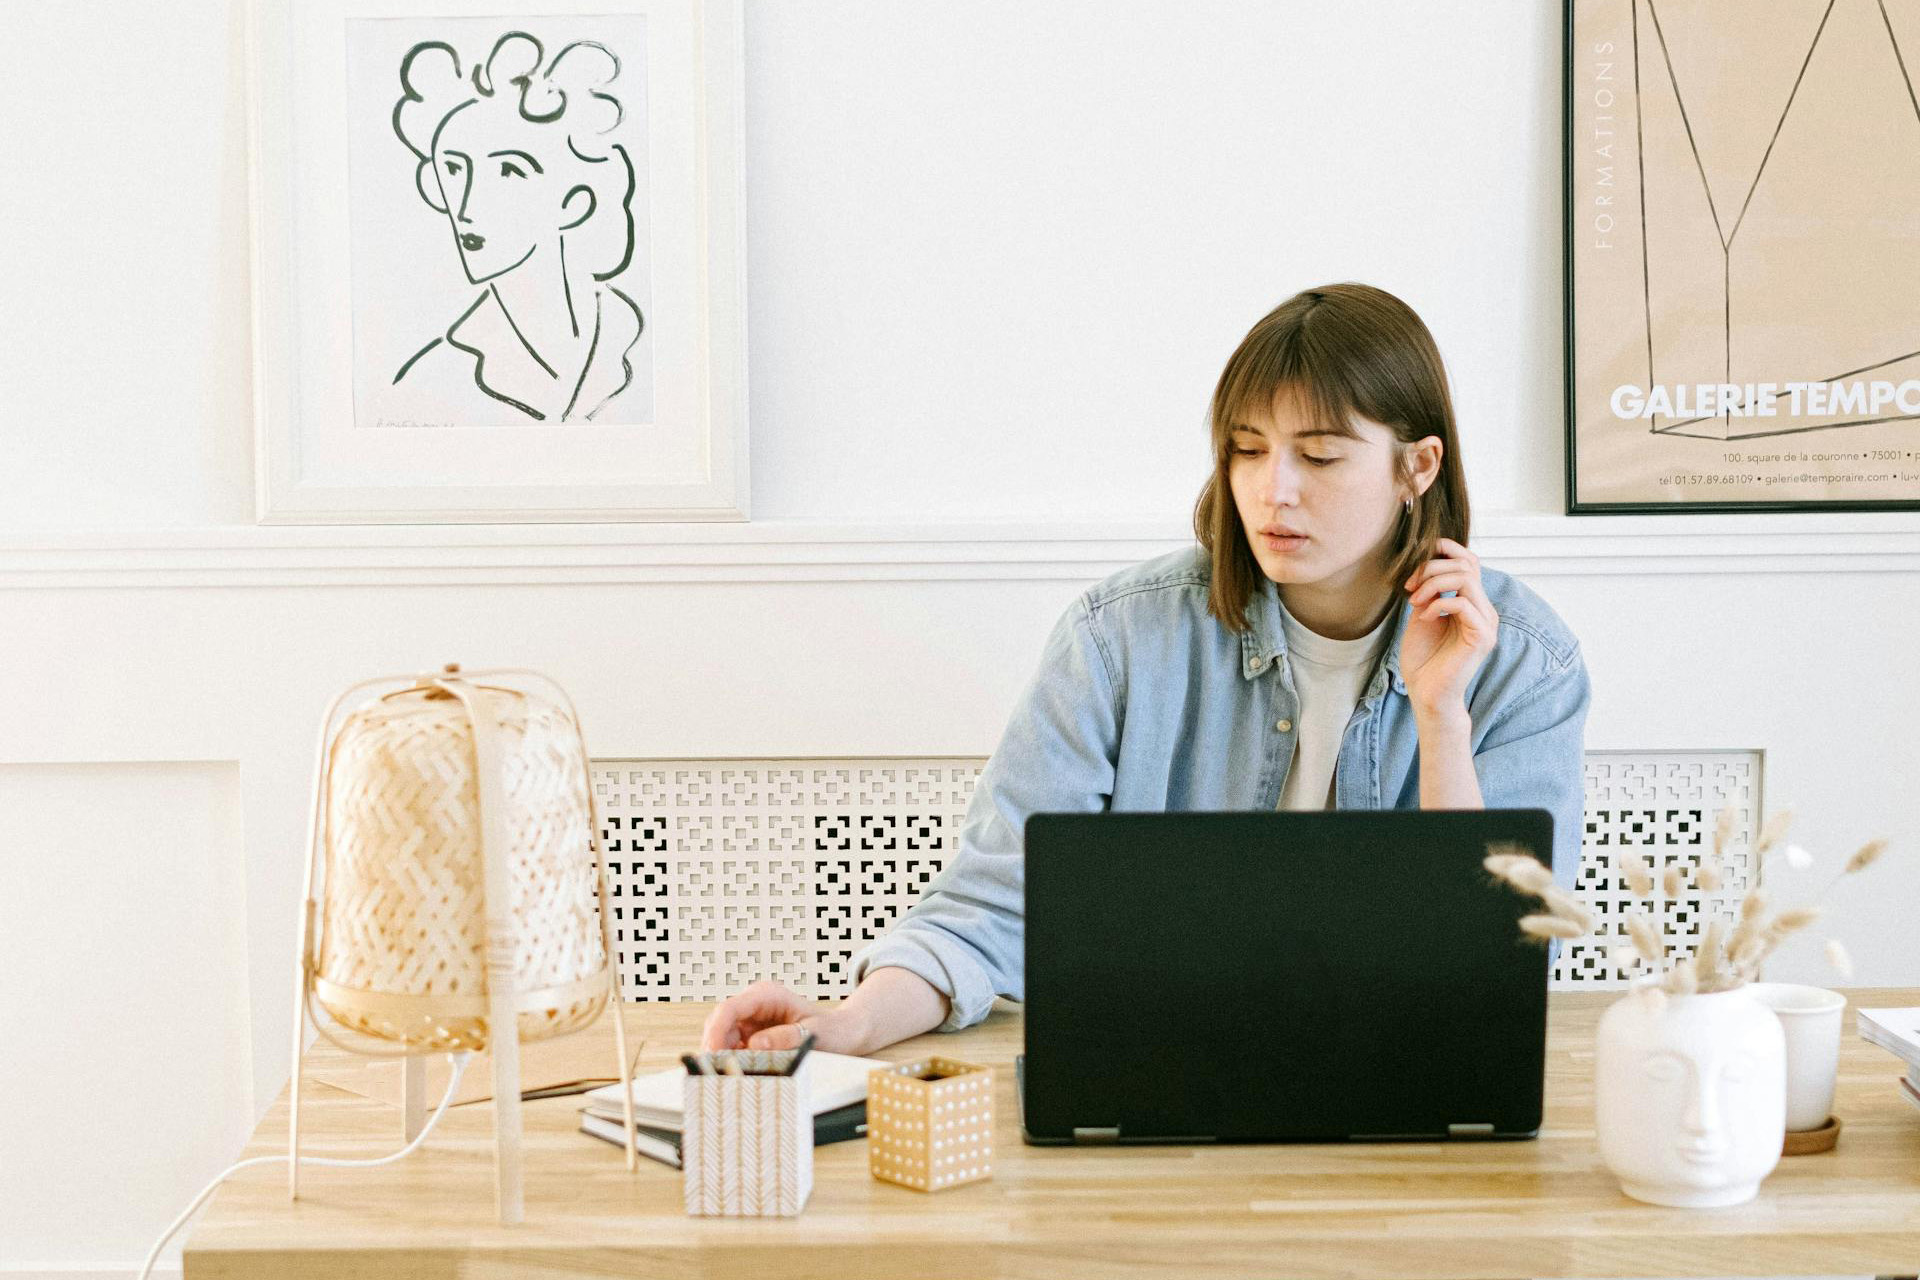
xmin=0 ymin=763 xmax=249 ymax=1277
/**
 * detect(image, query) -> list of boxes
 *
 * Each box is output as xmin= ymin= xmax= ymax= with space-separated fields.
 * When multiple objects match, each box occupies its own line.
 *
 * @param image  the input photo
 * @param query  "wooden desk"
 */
xmin=186 ymin=989 xmax=1920 ymax=1279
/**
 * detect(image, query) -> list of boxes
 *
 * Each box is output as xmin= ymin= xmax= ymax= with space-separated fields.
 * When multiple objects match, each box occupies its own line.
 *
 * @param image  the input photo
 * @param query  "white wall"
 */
xmin=2 ymin=2 xmax=1917 ymax=1275
xmin=0 ymin=0 xmax=1570 ymax=529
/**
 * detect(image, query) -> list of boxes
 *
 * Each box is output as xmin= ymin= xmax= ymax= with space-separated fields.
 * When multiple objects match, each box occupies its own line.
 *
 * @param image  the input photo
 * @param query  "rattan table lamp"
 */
xmin=288 ymin=663 xmax=638 ymax=1224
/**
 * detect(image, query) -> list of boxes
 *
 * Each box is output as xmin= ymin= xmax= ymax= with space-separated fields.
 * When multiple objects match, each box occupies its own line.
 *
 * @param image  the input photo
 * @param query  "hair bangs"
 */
xmin=1215 ymin=325 xmax=1367 ymax=448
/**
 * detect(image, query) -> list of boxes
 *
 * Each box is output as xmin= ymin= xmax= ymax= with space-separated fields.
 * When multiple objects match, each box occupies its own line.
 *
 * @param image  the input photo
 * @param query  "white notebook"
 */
xmin=581 ymin=1050 xmax=889 ymax=1132
xmin=1859 ymin=1007 xmax=1920 ymax=1067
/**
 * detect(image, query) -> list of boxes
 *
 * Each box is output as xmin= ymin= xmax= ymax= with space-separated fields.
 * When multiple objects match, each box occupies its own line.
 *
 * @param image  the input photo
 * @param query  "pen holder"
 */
xmin=681 ymin=1051 xmax=815 ymax=1217
xmin=867 ymin=1057 xmax=994 ymax=1192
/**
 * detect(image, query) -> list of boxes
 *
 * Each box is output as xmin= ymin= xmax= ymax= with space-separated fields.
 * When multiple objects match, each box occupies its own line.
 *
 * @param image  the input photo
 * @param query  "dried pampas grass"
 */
xmin=1694 ymin=919 xmax=1727 ymax=990
xmin=1616 ymin=853 xmax=1655 ymax=898
xmin=1668 ymin=956 xmax=1700 ymax=996
xmin=1520 ymin=914 xmax=1584 ymax=941
xmin=1825 ymin=939 xmax=1855 ymax=980
xmin=1770 ymin=905 xmax=1820 ymax=936
xmin=1490 ymin=803 xmax=1889 ymax=1004
xmin=1486 ymin=854 xmax=1554 ymax=895
xmin=1754 ymin=808 xmax=1795 ymax=855
xmin=1846 ymin=839 xmax=1888 ymax=875
xmin=1713 ymin=806 xmax=1738 ymax=854
xmin=1661 ymin=863 xmax=1688 ymax=898
xmin=1484 ymin=845 xmax=1590 ymax=949
xmin=1540 ymin=887 xmax=1595 ymax=934
xmin=1714 ymin=813 xmax=1892 ymax=987
xmin=1626 ymin=913 xmax=1665 ymax=965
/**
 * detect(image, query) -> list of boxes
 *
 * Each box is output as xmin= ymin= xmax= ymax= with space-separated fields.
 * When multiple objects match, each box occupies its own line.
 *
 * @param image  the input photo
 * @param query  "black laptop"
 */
xmin=1017 ymin=809 xmax=1555 ymax=1145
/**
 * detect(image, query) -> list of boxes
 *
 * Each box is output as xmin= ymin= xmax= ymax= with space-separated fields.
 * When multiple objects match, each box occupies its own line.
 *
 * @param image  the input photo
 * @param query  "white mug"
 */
xmin=1747 ymin=982 xmax=1847 ymax=1131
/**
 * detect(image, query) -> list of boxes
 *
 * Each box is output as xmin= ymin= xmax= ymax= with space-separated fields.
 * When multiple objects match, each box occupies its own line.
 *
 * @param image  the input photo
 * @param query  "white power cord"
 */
xmin=136 ymin=1050 xmax=473 ymax=1280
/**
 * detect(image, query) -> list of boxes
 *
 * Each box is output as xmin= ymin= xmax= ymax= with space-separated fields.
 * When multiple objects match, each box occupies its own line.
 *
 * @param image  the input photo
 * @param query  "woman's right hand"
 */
xmin=699 ymin=979 xmax=866 ymax=1054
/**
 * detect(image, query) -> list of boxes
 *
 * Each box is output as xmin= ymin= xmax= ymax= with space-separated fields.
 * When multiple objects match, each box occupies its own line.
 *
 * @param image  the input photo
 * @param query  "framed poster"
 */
xmin=247 ymin=0 xmax=746 ymax=523
xmin=1566 ymin=0 xmax=1920 ymax=513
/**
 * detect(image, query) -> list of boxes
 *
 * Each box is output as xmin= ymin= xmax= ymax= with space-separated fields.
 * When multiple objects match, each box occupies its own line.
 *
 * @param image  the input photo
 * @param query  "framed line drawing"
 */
xmin=1566 ymin=0 xmax=1920 ymax=513
xmin=247 ymin=0 xmax=747 ymax=523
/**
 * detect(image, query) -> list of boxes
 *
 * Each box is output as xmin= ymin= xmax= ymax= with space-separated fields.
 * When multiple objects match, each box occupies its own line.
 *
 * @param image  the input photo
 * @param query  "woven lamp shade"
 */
xmin=290 ymin=665 xmax=641 ymax=1223
xmin=313 ymin=681 xmax=610 ymax=1051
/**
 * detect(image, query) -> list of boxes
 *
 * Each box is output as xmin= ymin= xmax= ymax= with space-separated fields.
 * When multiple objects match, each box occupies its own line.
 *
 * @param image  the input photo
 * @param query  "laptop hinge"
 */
xmin=1448 ymin=1122 xmax=1495 ymax=1137
xmin=1072 ymin=1126 xmax=1121 ymax=1144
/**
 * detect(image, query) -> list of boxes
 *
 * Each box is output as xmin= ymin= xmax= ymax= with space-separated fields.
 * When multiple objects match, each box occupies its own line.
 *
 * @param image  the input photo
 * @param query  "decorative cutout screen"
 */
xmin=1557 ymin=750 xmax=1762 ymax=989
xmin=593 ymin=750 xmax=1761 ymax=1000
xmin=595 ymin=762 xmax=976 ymax=1001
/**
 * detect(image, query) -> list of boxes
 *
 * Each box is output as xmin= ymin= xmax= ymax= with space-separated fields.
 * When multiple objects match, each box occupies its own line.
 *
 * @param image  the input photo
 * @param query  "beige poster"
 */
xmin=1569 ymin=0 xmax=1920 ymax=510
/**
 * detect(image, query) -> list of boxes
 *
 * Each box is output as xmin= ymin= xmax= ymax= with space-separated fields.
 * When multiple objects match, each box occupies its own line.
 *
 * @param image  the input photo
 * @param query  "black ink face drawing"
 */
xmin=389 ymin=31 xmax=645 ymax=423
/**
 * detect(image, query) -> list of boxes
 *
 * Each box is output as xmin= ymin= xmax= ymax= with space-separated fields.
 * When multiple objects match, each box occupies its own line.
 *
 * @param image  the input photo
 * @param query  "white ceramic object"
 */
xmin=1747 ymin=982 xmax=1847 ymax=1131
xmin=1595 ymin=986 xmax=1786 ymax=1207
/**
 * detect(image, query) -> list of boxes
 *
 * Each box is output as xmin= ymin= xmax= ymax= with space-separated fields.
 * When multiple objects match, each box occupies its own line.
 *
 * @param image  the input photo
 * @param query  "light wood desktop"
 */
xmin=185 ymin=988 xmax=1920 ymax=1279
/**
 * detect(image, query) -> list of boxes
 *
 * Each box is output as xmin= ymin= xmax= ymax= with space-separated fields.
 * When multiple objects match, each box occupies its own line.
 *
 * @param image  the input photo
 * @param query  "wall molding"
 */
xmin=6 ymin=511 xmax=1920 ymax=587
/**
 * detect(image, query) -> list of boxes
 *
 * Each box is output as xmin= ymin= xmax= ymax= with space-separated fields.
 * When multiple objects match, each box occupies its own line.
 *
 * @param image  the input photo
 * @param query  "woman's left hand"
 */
xmin=1398 ymin=537 xmax=1499 ymax=718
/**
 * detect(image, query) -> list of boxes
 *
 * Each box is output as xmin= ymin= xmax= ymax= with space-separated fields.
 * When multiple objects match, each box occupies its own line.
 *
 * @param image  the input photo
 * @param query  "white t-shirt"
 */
xmin=1275 ymin=603 xmax=1397 ymax=811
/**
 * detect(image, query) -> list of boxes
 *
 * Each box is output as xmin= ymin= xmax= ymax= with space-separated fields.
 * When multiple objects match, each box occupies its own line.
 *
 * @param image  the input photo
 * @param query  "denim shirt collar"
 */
xmin=1238 ymin=576 xmax=1410 ymax=696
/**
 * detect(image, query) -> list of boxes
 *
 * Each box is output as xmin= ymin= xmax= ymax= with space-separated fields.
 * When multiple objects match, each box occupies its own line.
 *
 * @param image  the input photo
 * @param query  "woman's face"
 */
xmin=430 ymin=101 xmax=566 ymax=283
xmin=1227 ymin=387 xmax=1417 ymax=599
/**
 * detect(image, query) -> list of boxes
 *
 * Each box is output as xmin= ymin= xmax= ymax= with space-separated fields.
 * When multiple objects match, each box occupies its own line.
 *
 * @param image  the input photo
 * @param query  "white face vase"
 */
xmin=1595 ymin=986 xmax=1785 ymax=1208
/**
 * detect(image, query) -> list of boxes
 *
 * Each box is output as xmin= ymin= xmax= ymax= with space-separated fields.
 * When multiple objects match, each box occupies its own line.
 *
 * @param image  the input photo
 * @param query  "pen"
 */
xmin=719 ymin=1053 xmax=744 ymax=1077
xmin=680 ymin=1053 xmax=703 ymax=1076
xmin=784 ymin=1030 xmax=816 ymax=1077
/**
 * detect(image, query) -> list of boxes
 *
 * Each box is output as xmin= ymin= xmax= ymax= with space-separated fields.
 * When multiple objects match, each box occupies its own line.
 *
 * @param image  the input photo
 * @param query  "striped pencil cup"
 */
xmin=681 ymin=1050 xmax=814 ymax=1217
xmin=867 ymin=1058 xmax=994 ymax=1192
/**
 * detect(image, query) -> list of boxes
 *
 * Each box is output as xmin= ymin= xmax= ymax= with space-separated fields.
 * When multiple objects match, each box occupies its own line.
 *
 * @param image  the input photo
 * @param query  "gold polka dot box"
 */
xmin=867 ymin=1057 xmax=995 ymax=1192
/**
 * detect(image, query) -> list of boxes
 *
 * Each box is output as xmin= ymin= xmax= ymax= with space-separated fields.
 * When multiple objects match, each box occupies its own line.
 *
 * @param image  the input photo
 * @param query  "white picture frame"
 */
xmin=245 ymin=0 xmax=747 ymax=523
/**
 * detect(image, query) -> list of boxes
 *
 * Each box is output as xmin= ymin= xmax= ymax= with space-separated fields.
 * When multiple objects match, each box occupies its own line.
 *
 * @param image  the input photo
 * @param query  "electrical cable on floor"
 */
xmin=136 ymin=1050 xmax=473 ymax=1280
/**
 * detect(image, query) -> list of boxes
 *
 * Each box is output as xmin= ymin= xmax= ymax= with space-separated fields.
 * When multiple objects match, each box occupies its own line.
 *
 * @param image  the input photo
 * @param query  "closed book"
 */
xmin=580 ymin=1049 xmax=887 ymax=1132
xmin=1859 ymin=1007 xmax=1920 ymax=1068
xmin=578 ymin=1098 xmax=870 ymax=1169
xmin=579 ymin=1113 xmax=684 ymax=1167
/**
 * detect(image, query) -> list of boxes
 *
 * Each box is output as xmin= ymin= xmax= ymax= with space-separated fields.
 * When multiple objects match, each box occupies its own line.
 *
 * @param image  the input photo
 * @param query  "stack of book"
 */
xmin=1857 ymin=1006 xmax=1920 ymax=1112
xmin=577 ymin=1049 xmax=886 ymax=1169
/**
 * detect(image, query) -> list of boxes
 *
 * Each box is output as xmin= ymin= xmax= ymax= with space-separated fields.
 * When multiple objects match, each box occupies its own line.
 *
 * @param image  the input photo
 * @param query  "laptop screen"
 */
xmin=1021 ymin=808 xmax=1554 ymax=1143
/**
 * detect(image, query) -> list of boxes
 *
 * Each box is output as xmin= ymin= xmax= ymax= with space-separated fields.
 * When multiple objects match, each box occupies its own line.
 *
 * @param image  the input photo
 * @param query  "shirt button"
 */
xmin=1276 ymin=719 xmax=1293 ymax=733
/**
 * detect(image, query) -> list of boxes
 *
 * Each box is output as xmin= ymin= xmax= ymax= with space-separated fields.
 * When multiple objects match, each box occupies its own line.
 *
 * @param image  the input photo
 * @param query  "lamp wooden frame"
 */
xmin=287 ymin=665 xmax=640 ymax=1224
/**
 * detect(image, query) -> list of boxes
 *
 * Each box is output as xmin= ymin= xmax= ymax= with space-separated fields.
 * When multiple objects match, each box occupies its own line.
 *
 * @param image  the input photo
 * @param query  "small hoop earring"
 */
xmin=1404 ymin=496 xmax=1414 ymax=513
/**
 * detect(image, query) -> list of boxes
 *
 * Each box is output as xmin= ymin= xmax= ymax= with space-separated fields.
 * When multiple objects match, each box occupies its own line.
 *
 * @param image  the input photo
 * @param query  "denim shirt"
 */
xmin=848 ymin=542 xmax=1592 ymax=1032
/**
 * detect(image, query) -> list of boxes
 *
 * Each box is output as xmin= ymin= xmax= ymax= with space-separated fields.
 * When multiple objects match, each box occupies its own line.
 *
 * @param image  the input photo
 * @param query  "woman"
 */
xmin=703 ymin=283 xmax=1591 ymax=1056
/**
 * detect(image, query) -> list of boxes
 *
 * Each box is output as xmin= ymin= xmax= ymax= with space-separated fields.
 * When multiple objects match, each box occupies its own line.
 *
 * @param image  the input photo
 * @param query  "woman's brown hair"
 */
xmin=1190 ymin=282 xmax=1471 ymax=634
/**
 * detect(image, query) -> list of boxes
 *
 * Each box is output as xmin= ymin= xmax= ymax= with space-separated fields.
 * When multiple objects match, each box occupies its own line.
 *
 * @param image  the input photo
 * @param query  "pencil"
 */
xmin=784 ymin=1031 xmax=816 ymax=1077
